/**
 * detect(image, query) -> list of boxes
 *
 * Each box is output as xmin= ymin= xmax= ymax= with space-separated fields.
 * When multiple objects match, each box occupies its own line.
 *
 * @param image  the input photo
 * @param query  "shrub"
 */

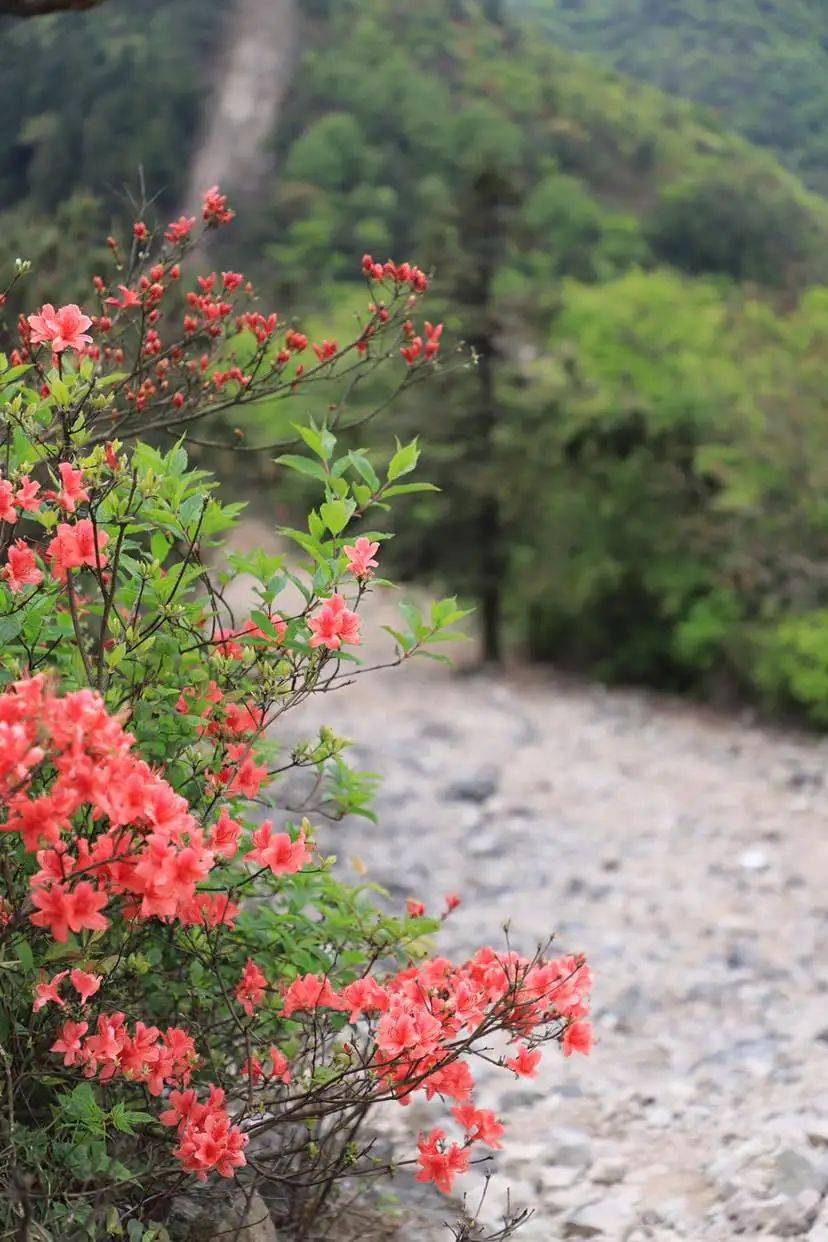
xmin=0 ymin=194 xmax=593 ymax=1238
xmin=646 ymin=170 xmax=819 ymax=284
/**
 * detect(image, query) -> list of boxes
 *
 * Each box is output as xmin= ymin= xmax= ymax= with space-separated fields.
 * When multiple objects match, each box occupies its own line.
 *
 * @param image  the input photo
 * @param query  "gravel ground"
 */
xmin=280 ymin=601 xmax=828 ymax=1241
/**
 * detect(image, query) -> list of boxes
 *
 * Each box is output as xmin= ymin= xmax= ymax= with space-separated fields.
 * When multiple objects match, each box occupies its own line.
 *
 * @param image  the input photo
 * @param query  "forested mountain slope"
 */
xmin=258 ymin=0 xmax=828 ymax=291
xmin=5 ymin=0 xmax=828 ymax=719
xmin=510 ymin=0 xmax=828 ymax=194
xmin=2 ymin=0 xmax=828 ymax=292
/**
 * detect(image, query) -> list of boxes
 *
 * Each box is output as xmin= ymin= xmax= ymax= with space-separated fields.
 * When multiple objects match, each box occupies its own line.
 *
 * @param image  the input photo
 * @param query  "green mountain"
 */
xmin=509 ymin=0 xmax=828 ymax=194
xmin=255 ymin=0 xmax=828 ymax=292
xmin=3 ymin=0 xmax=828 ymax=292
xmin=4 ymin=0 xmax=828 ymax=719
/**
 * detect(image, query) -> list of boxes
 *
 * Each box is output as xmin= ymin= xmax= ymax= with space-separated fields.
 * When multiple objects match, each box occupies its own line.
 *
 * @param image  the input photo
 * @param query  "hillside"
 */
xmin=0 ymin=0 xmax=220 ymax=212
xmin=3 ymin=0 xmax=828 ymax=292
xmin=510 ymin=0 xmax=828 ymax=195
xmin=4 ymin=0 xmax=828 ymax=718
xmin=256 ymin=0 xmax=828 ymax=292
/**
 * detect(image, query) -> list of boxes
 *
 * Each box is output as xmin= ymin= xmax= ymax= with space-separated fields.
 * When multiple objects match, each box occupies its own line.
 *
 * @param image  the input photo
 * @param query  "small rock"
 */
xmin=502 ymin=1140 xmax=547 ymax=1172
xmin=738 ymin=847 xmax=769 ymax=871
xmin=770 ymin=1188 xmax=821 ymax=1236
xmin=589 ymin=1157 xmax=628 ymax=1186
xmin=774 ymin=1147 xmax=828 ymax=1197
xmin=645 ymin=1106 xmax=673 ymax=1129
xmin=606 ymin=984 xmax=649 ymax=1034
xmin=543 ymin=1165 xmax=581 ymax=1189
xmin=787 ymin=768 xmax=822 ymax=790
xmin=444 ymin=765 xmax=500 ymax=803
xmin=810 ymin=1199 xmax=828 ymax=1241
xmin=562 ymin=1196 xmax=634 ymax=1237
xmin=180 ymin=1190 xmax=278 ymax=1241
xmin=806 ymin=1120 xmax=828 ymax=1148
xmin=547 ymin=1126 xmax=593 ymax=1168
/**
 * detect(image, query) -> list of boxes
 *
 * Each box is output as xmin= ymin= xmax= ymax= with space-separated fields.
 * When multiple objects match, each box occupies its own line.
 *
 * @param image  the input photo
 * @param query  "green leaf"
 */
xmin=347 ymin=451 xmax=380 ymax=491
xmin=0 ymin=363 xmax=31 ymax=384
xmin=399 ymin=599 xmax=425 ymax=638
xmin=250 ymin=610 xmax=282 ymax=639
xmin=382 ymin=482 xmax=440 ymax=497
xmin=382 ymin=625 xmax=413 ymax=652
xmin=294 ymin=422 xmax=336 ymax=461
xmin=279 ymin=527 xmax=328 ymax=568
xmin=0 ymin=612 xmax=25 ymax=645
xmin=150 ymin=531 xmax=171 ymax=563
xmin=110 ymin=1101 xmax=153 ymax=1134
xmin=387 ymin=438 xmax=420 ymax=481
xmin=320 ymin=498 xmax=356 ymax=536
xmin=96 ymin=371 xmax=129 ymax=390
xmin=14 ymin=939 xmax=34 ymax=974
xmin=274 ymin=454 xmax=329 ymax=483
xmin=61 ymin=1083 xmax=106 ymax=1134
xmin=48 ymin=376 xmax=71 ymax=406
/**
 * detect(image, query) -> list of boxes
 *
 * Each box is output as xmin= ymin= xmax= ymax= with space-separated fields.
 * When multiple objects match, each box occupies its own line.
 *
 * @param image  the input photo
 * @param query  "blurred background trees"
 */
xmin=4 ymin=0 xmax=828 ymax=721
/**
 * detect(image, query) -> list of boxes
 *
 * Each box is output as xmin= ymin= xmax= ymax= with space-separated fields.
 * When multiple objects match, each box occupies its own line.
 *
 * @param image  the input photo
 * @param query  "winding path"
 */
xmin=183 ymin=0 xmax=297 ymax=213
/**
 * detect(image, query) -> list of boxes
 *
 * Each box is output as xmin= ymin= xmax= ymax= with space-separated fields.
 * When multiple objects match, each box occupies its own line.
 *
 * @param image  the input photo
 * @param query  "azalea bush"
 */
xmin=0 ymin=190 xmax=593 ymax=1240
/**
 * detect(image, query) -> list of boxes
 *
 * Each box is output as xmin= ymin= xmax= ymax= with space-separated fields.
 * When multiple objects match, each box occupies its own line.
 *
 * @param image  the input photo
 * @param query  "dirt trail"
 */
xmin=277 ymin=586 xmax=828 ymax=1240
xmin=183 ymin=0 xmax=297 ymax=213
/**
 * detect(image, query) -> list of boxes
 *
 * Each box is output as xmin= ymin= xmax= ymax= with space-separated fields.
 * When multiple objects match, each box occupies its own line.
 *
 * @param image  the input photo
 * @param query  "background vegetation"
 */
xmin=512 ymin=0 xmax=828 ymax=195
xmin=3 ymin=0 xmax=828 ymax=723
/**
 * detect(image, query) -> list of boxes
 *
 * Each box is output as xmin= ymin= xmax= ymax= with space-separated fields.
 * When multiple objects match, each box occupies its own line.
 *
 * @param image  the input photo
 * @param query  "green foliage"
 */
xmin=0 ymin=0 xmax=221 ymax=212
xmin=5 ymin=0 xmax=828 ymax=724
xmin=512 ymin=0 xmax=828 ymax=195
xmin=262 ymin=0 xmax=828 ymax=292
xmin=0 ymin=213 xmax=478 ymax=1235
xmin=506 ymin=270 xmax=828 ymax=718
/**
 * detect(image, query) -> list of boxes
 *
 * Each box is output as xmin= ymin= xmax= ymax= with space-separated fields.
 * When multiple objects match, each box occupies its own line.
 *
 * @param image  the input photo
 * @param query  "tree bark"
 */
xmin=463 ymin=169 xmax=510 ymax=665
xmin=0 ymin=0 xmax=103 ymax=16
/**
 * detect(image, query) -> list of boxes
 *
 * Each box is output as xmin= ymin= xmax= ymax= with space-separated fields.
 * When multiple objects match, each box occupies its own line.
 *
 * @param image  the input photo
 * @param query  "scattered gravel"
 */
xmin=282 ymin=597 xmax=828 ymax=1240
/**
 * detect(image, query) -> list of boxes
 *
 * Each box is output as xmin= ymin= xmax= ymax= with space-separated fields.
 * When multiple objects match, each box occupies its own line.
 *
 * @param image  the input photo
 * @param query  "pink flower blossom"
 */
xmin=308 ymin=593 xmax=361 ymax=650
xmin=0 ymin=480 xmax=17 ymax=524
xmin=70 ymin=968 xmax=102 ymax=1005
xmin=505 ymin=1044 xmax=542 ymax=1078
xmin=415 ymin=1128 xmax=470 ymax=1194
xmin=235 ymin=958 xmax=267 ymax=1016
xmin=27 ymin=303 xmax=93 ymax=354
xmin=452 ymin=1104 xmax=505 ymax=1149
xmin=165 ymin=216 xmax=196 ymax=245
xmin=56 ymin=463 xmax=89 ymax=514
xmin=47 ymin=519 xmax=109 ymax=582
xmin=29 ymin=881 xmax=108 ymax=942
xmin=50 ymin=1019 xmax=88 ymax=1066
xmin=268 ymin=1046 xmax=292 ymax=1084
xmin=339 ymin=976 xmax=390 ymax=1023
xmin=3 ymin=541 xmax=42 ymax=593
xmin=105 ymin=284 xmax=142 ymax=310
xmin=202 ymin=185 xmax=234 ymax=227
xmin=562 ymin=1019 xmax=594 ymax=1058
xmin=343 ymin=537 xmax=379 ymax=579
xmin=244 ymin=822 xmax=311 ymax=876
xmin=15 ymin=476 xmax=41 ymax=512
xmin=33 ymin=970 xmax=68 ymax=1012
xmin=281 ymin=973 xmax=344 ymax=1018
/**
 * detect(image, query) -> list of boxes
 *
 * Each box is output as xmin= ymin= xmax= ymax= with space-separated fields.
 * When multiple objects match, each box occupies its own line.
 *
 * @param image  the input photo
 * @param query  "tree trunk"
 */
xmin=0 ymin=0 xmax=103 ymax=15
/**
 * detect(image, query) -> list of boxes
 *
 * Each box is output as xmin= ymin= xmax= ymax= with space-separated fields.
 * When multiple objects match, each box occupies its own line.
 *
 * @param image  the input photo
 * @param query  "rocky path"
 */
xmin=284 ymin=607 xmax=828 ymax=1239
xmin=182 ymin=0 xmax=297 ymax=213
